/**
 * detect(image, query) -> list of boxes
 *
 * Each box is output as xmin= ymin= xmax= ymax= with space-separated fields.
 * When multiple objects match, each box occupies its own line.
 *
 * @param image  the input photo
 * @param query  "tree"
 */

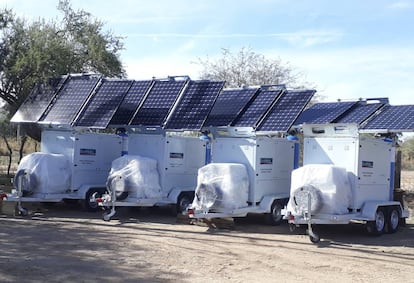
xmin=196 ymin=47 xmax=312 ymax=89
xmin=401 ymin=137 xmax=414 ymax=169
xmin=0 ymin=0 xmax=125 ymax=115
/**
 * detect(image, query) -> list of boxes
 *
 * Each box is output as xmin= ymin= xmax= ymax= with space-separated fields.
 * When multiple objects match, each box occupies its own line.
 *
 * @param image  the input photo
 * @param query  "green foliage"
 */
xmin=0 ymin=0 xmax=125 ymax=115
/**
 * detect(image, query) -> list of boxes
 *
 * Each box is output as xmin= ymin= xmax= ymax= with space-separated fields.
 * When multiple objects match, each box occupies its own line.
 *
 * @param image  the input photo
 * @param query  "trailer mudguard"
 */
xmin=360 ymin=200 xmax=403 ymax=220
xmin=167 ymin=187 xmax=194 ymax=203
xmin=258 ymin=195 xmax=289 ymax=212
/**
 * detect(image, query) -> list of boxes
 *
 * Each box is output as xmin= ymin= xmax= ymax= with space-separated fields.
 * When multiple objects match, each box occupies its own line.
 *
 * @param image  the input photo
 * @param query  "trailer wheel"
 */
xmin=85 ymin=188 xmax=104 ymax=212
xmin=176 ymin=192 xmax=194 ymax=214
xmin=309 ymin=233 xmax=320 ymax=243
xmin=265 ymin=200 xmax=284 ymax=226
xmin=386 ymin=208 xmax=400 ymax=234
xmin=366 ymin=208 xmax=385 ymax=235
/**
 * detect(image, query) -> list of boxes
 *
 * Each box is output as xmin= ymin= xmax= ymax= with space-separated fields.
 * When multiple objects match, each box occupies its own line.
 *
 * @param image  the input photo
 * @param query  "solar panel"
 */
xmin=41 ymin=75 xmax=100 ymax=124
xmin=335 ymin=102 xmax=384 ymax=124
xmin=130 ymin=79 xmax=187 ymax=126
xmin=258 ymin=89 xmax=315 ymax=132
xmin=108 ymin=80 xmax=153 ymax=126
xmin=232 ymin=85 xmax=284 ymax=127
xmin=362 ymin=105 xmax=414 ymax=132
xmin=10 ymin=77 xmax=67 ymax=123
xmin=164 ymin=80 xmax=225 ymax=130
xmin=74 ymin=79 xmax=133 ymax=128
xmin=203 ymin=87 xmax=259 ymax=127
xmin=295 ymin=101 xmax=357 ymax=125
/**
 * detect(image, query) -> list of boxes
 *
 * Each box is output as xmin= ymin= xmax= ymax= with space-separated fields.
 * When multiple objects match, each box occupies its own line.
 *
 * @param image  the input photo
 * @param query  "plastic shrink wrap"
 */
xmin=107 ymin=155 xmax=162 ymax=199
xmin=287 ymin=164 xmax=352 ymax=215
xmin=16 ymin=152 xmax=71 ymax=194
xmin=192 ymin=163 xmax=249 ymax=211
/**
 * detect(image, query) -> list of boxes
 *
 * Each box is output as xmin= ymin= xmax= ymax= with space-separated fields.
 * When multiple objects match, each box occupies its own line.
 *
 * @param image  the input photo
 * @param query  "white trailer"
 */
xmin=285 ymin=124 xmax=409 ymax=243
xmin=188 ymin=127 xmax=297 ymax=224
xmin=98 ymin=128 xmax=208 ymax=221
xmin=1 ymin=129 xmax=123 ymax=214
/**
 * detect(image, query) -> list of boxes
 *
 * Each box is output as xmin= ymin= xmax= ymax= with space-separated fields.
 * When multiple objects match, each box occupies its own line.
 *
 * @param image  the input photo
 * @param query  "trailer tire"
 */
xmin=176 ymin=192 xmax=194 ymax=214
xmin=265 ymin=200 xmax=285 ymax=226
xmin=107 ymin=175 xmax=129 ymax=201
xmin=292 ymin=185 xmax=322 ymax=214
xmin=366 ymin=208 xmax=386 ymax=236
xmin=386 ymin=207 xmax=400 ymax=234
xmin=85 ymin=188 xmax=105 ymax=212
xmin=14 ymin=169 xmax=37 ymax=197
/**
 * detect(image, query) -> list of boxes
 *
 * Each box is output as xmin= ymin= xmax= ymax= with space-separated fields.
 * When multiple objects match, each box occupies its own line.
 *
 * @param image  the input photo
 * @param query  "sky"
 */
xmin=1 ymin=0 xmax=414 ymax=105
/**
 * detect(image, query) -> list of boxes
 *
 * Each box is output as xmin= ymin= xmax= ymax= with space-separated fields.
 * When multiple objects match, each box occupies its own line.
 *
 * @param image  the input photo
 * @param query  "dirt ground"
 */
xmin=0 ymin=193 xmax=413 ymax=283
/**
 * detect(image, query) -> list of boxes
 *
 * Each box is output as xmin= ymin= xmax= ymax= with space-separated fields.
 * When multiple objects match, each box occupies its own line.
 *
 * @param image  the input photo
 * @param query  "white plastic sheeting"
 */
xmin=107 ymin=155 xmax=162 ymax=199
xmin=287 ymin=164 xmax=352 ymax=215
xmin=192 ymin=163 xmax=249 ymax=211
xmin=16 ymin=152 xmax=71 ymax=194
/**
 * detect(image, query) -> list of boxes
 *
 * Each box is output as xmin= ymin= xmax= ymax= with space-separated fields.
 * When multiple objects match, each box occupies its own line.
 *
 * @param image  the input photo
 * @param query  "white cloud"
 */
xmin=387 ymin=1 xmax=414 ymax=10
xmin=281 ymin=29 xmax=344 ymax=47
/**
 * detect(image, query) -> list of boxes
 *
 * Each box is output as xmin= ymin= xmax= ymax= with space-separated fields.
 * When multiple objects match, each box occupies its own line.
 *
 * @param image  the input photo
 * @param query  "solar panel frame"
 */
xmin=164 ymin=80 xmax=225 ymax=130
xmin=294 ymin=101 xmax=358 ymax=125
xmin=257 ymin=89 xmax=316 ymax=132
xmin=231 ymin=85 xmax=284 ymax=127
xmin=73 ymin=79 xmax=133 ymax=128
xmin=129 ymin=79 xmax=187 ymax=126
xmin=203 ymin=87 xmax=259 ymax=127
xmin=40 ymin=75 xmax=100 ymax=124
xmin=10 ymin=76 xmax=67 ymax=123
xmin=362 ymin=105 xmax=414 ymax=132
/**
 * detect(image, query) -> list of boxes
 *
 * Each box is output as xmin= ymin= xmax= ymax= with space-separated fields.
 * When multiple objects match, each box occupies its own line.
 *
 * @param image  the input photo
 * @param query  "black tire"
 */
xmin=366 ymin=208 xmax=386 ymax=236
xmin=116 ymin=191 xmax=129 ymax=201
xmin=176 ymin=192 xmax=194 ymax=214
xmin=265 ymin=200 xmax=284 ymax=226
xmin=386 ymin=207 xmax=400 ymax=234
xmin=310 ymin=233 xmax=320 ymax=243
xmin=85 ymin=188 xmax=105 ymax=212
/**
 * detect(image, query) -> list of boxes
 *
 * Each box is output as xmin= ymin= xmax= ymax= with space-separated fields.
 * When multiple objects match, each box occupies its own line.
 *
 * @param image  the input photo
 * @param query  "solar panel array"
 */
xmin=258 ymin=89 xmax=316 ymax=132
xmin=16 ymin=73 xmax=414 ymax=133
xmin=109 ymin=80 xmax=153 ymax=126
xmin=11 ymin=77 xmax=67 ymax=123
xmin=362 ymin=105 xmax=414 ymax=131
xmin=203 ymin=87 xmax=259 ymax=127
xmin=41 ymin=75 xmax=100 ymax=124
xmin=232 ymin=85 xmax=284 ymax=127
xmin=335 ymin=102 xmax=384 ymax=124
xmin=165 ymin=80 xmax=225 ymax=130
xmin=74 ymin=79 xmax=133 ymax=128
xmin=129 ymin=79 xmax=187 ymax=126
xmin=295 ymin=101 xmax=357 ymax=125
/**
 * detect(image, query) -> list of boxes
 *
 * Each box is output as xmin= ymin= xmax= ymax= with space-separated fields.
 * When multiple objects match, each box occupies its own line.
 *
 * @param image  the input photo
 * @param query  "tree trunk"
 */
xmin=19 ymin=135 xmax=28 ymax=163
xmin=2 ymin=135 xmax=13 ymax=177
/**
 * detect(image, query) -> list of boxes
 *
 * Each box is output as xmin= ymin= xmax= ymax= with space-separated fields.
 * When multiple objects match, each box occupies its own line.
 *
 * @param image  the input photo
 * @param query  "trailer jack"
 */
xmin=305 ymin=193 xmax=320 ymax=243
xmin=101 ymin=188 xmax=117 ymax=221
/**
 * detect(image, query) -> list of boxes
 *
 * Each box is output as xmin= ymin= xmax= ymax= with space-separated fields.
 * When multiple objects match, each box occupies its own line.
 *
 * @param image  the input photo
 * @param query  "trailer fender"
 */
xmin=167 ymin=188 xmax=194 ymax=203
xmin=361 ymin=201 xmax=402 ymax=220
xmin=258 ymin=195 xmax=289 ymax=212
